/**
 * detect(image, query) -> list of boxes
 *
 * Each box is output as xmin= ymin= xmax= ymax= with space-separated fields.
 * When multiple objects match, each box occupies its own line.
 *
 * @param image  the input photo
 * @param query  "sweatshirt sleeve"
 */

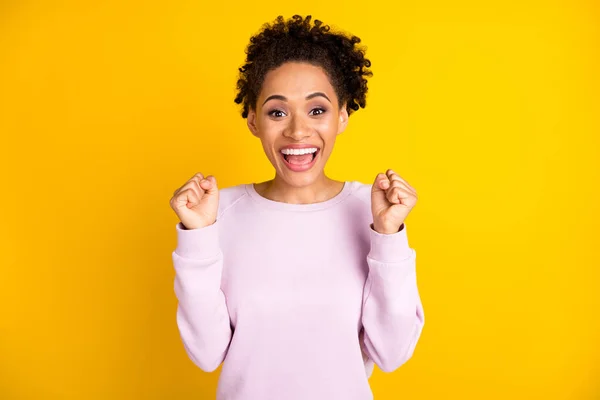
xmin=360 ymin=222 xmax=425 ymax=373
xmin=171 ymin=220 xmax=233 ymax=373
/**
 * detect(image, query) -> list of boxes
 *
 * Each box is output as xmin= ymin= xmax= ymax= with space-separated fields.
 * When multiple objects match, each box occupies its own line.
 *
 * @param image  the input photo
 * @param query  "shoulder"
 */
xmin=344 ymin=180 xmax=373 ymax=222
xmin=349 ymin=180 xmax=373 ymax=207
xmin=216 ymin=183 xmax=249 ymax=218
xmin=344 ymin=180 xmax=375 ymax=232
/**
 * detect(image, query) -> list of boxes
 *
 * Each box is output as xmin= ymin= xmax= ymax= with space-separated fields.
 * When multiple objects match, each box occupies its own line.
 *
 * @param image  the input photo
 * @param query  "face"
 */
xmin=246 ymin=61 xmax=349 ymax=187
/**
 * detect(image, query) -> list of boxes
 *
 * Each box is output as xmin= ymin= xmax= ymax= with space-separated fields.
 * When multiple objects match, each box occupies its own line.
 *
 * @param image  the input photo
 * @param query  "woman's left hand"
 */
xmin=371 ymin=169 xmax=418 ymax=234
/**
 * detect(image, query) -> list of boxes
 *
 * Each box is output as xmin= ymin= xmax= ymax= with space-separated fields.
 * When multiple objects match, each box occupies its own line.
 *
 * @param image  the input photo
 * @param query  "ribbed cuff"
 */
xmin=368 ymin=223 xmax=413 ymax=263
xmin=175 ymin=220 xmax=220 ymax=259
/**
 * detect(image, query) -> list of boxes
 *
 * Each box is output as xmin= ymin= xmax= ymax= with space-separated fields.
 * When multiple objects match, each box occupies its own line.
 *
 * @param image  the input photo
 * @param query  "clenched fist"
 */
xmin=170 ymin=173 xmax=219 ymax=230
xmin=371 ymin=169 xmax=418 ymax=234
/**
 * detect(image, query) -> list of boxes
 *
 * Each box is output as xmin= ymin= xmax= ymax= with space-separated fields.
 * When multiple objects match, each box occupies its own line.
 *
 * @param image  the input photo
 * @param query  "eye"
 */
xmin=310 ymin=107 xmax=326 ymax=116
xmin=268 ymin=109 xmax=286 ymax=118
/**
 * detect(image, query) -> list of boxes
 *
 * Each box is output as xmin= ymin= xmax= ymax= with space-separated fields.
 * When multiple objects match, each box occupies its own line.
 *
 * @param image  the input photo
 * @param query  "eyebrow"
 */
xmin=262 ymin=92 xmax=331 ymax=106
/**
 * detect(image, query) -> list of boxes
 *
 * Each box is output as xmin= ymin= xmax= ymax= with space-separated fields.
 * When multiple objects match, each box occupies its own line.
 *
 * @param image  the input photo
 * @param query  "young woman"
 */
xmin=170 ymin=14 xmax=424 ymax=400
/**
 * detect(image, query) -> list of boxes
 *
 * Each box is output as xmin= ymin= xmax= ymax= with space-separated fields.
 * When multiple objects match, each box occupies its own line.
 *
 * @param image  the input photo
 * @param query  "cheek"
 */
xmin=313 ymin=115 xmax=338 ymax=131
xmin=319 ymin=117 xmax=341 ymax=137
xmin=258 ymin=120 xmax=282 ymax=137
xmin=256 ymin=121 xmax=278 ymax=139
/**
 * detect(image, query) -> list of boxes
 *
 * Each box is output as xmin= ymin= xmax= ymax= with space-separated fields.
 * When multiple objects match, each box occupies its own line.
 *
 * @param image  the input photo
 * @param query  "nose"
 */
xmin=284 ymin=114 xmax=312 ymax=141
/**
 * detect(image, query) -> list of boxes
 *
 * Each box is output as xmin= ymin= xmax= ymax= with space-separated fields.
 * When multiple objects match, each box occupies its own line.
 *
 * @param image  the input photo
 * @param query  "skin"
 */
xmin=246 ymin=61 xmax=348 ymax=205
xmin=171 ymin=62 xmax=419 ymax=234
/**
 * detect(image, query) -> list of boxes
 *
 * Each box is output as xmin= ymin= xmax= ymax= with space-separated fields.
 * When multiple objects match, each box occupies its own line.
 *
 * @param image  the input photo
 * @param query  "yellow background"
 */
xmin=1 ymin=0 xmax=599 ymax=399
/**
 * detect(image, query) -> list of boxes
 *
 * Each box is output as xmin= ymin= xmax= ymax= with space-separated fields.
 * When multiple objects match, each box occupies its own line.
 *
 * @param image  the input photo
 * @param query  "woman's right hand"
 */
xmin=170 ymin=173 xmax=219 ymax=230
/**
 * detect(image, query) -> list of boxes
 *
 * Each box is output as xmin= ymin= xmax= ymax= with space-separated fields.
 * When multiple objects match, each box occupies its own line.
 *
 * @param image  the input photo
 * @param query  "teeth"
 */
xmin=280 ymin=147 xmax=318 ymax=155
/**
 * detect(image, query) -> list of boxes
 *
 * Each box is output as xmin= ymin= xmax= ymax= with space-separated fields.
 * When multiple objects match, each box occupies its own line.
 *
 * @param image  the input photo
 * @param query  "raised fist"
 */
xmin=170 ymin=173 xmax=219 ymax=230
xmin=371 ymin=169 xmax=417 ymax=234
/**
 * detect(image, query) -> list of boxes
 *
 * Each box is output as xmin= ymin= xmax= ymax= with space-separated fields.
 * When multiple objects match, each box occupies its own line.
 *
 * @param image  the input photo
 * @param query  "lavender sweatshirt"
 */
xmin=172 ymin=180 xmax=425 ymax=399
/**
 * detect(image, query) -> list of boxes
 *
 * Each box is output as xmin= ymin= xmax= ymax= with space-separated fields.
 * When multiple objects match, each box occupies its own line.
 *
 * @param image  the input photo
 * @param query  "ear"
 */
xmin=247 ymin=108 xmax=259 ymax=137
xmin=337 ymin=103 xmax=349 ymax=135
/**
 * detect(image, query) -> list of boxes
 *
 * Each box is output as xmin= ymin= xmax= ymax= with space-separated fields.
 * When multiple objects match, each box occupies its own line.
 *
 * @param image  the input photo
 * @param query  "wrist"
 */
xmin=371 ymin=222 xmax=404 ymax=235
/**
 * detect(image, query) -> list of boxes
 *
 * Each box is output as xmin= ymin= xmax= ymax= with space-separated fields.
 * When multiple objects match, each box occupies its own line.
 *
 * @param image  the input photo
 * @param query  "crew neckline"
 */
xmin=245 ymin=180 xmax=355 ymax=211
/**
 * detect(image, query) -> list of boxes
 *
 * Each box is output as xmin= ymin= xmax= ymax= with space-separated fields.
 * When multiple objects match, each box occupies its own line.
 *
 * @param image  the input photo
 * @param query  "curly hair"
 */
xmin=234 ymin=14 xmax=373 ymax=119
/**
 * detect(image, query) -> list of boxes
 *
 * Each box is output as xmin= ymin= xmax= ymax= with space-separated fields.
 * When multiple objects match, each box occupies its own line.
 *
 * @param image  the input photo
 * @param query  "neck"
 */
xmin=256 ymin=173 xmax=344 ymax=204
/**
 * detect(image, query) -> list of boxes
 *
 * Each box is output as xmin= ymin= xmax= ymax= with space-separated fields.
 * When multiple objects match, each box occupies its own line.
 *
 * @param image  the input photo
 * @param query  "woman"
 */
xmin=170 ymin=14 xmax=424 ymax=400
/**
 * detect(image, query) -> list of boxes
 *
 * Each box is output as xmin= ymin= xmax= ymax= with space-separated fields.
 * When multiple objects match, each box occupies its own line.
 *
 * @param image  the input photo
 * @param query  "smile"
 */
xmin=280 ymin=148 xmax=320 ymax=172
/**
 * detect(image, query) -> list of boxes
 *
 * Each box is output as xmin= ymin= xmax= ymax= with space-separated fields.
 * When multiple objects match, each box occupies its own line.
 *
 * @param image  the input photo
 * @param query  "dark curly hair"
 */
xmin=234 ymin=14 xmax=373 ymax=119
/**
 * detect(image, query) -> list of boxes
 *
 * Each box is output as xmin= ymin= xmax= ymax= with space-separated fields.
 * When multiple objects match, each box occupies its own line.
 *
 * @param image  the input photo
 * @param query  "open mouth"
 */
xmin=282 ymin=149 xmax=319 ymax=163
xmin=280 ymin=148 xmax=320 ymax=171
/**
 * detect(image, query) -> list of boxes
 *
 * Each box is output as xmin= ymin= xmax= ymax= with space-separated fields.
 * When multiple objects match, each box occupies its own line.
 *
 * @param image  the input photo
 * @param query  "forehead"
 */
xmin=259 ymin=62 xmax=336 ymax=102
